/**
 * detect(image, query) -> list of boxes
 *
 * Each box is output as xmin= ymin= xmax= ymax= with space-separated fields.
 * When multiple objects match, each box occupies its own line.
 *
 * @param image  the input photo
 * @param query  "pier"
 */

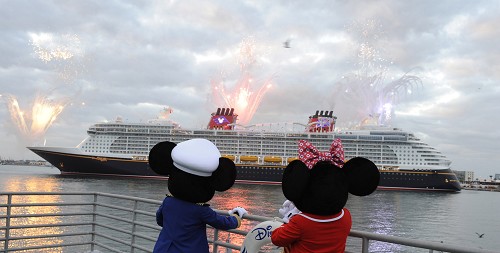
xmin=0 ymin=192 xmax=497 ymax=253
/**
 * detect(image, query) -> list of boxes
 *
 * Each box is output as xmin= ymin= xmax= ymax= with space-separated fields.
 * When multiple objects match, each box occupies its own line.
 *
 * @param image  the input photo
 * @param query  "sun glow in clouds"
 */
xmin=211 ymin=37 xmax=274 ymax=125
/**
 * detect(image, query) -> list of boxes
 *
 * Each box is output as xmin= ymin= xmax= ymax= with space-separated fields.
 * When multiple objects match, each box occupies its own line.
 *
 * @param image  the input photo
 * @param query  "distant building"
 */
xmin=29 ymin=161 xmax=48 ymax=166
xmin=495 ymin=174 xmax=500 ymax=180
xmin=453 ymin=170 xmax=475 ymax=183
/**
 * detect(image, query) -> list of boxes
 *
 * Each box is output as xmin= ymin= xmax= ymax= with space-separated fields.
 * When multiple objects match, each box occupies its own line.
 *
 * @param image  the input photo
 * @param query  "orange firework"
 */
xmin=4 ymin=94 xmax=68 ymax=145
xmin=211 ymin=37 xmax=274 ymax=125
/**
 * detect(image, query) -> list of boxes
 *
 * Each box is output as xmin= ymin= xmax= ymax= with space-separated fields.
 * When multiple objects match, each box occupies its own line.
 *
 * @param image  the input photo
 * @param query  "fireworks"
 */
xmin=333 ymin=72 xmax=421 ymax=127
xmin=211 ymin=37 xmax=274 ymax=125
xmin=346 ymin=19 xmax=387 ymax=74
xmin=238 ymin=37 xmax=257 ymax=71
xmin=331 ymin=20 xmax=422 ymax=127
xmin=4 ymin=94 xmax=68 ymax=145
xmin=30 ymin=33 xmax=82 ymax=63
xmin=159 ymin=107 xmax=174 ymax=119
xmin=29 ymin=32 xmax=86 ymax=83
xmin=1 ymin=33 xmax=85 ymax=146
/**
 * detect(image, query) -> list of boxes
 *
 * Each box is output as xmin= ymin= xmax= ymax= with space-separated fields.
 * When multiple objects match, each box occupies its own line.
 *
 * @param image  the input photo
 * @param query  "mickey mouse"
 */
xmin=271 ymin=139 xmax=380 ymax=252
xmin=148 ymin=138 xmax=247 ymax=253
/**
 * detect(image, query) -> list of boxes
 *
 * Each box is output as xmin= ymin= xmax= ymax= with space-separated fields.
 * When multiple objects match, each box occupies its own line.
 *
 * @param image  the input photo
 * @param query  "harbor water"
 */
xmin=1 ymin=165 xmax=499 ymax=252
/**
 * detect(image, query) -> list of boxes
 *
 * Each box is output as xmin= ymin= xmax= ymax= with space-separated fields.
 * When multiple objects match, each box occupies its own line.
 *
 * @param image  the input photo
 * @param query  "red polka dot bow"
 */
xmin=298 ymin=139 xmax=344 ymax=169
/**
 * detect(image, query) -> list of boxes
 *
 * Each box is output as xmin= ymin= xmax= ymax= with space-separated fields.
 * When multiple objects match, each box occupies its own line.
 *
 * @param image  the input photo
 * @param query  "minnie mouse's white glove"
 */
xmin=228 ymin=206 xmax=248 ymax=218
xmin=279 ymin=200 xmax=300 ymax=223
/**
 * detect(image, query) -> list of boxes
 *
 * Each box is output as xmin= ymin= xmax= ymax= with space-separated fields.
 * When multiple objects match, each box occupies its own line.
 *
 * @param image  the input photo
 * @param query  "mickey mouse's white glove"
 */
xmin=228 ymin=206 xmax=248 ymax=218
xmin=279 ymin=200 xmax=300 ymax=223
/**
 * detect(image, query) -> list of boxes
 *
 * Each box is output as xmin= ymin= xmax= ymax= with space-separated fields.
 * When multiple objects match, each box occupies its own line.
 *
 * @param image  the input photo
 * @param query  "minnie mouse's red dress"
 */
xmin=272 ymin=208 xmax=352 ymax=253
xmin=269 ymin=139 xmax=379 ymax=253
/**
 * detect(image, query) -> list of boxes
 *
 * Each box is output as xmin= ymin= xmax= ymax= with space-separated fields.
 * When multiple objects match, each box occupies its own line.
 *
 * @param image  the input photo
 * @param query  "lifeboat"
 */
xmin=222 ymin=155 xmax=235 ymax=161
xmin=287 ymin=157 xmax=298 ymax=163
xmin=264 ymin=156 xmax=282 ymax=163
xmin=240 ymin=155 xmax=259 ymax=162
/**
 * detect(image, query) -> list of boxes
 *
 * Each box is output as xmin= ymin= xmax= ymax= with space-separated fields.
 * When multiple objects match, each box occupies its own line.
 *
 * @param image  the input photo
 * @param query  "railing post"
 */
xmin=226 ymin=233 xmax=232 ymax=253
xmin=4 ymin=194 xmax=12 ymax=252
xmin=91 ymin=193 xmax=98 ymax=252
xmin=213 ymin=228 xmax=219 ymax=253
xmin=362 ymin=237 xmax=369 ymax=253
xmin=131 ymin=200 xmax=138 ymax=253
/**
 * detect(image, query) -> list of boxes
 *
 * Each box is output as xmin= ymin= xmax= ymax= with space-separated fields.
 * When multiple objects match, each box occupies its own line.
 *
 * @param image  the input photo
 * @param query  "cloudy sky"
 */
xmin=1 ymin=0 xmax=499 ymax=178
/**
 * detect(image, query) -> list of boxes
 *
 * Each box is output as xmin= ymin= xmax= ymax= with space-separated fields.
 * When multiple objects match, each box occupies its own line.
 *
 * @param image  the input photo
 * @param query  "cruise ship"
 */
xmin=28 ymin=108 xmax=461 ymax=192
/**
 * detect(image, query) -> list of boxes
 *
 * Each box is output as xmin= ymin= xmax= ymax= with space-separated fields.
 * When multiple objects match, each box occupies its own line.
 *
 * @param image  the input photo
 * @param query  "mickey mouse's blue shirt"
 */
xmin=153 ymin=196 xmax=239 ymax=253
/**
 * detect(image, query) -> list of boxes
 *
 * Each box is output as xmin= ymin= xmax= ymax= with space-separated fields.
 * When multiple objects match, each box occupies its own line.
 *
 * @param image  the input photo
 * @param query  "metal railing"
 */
xmin=0 ymin=192 xmax=496 ymax=253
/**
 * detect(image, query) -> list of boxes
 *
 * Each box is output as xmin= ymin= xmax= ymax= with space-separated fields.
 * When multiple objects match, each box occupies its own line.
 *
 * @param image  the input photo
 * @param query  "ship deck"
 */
xmin=0 ymin=192 xmax=492 ymax=253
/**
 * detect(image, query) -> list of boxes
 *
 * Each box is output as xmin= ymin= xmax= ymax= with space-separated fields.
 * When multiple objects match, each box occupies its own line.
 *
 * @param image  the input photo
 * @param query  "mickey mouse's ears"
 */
xmin=210 ymin=157 xmax=237 ymax=191
xmin=343 ymin=157 xmax=380 ymax=196
xmin=148 ymin=141 xmax=177 ymax=176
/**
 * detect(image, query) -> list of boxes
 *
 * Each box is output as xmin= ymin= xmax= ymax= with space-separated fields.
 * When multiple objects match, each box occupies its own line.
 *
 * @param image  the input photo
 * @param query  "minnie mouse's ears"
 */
xmin=281 ymin=160 xmax=310 ymax=202
xmin=148 ymin=141 xmax=177 ymax=176
xmin=343 ymin=157 xmax=380 ymax=196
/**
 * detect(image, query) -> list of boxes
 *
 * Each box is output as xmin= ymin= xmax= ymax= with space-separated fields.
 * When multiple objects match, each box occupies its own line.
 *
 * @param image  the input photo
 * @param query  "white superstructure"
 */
xmin=76 ymin=115 xmax=451 ymax=172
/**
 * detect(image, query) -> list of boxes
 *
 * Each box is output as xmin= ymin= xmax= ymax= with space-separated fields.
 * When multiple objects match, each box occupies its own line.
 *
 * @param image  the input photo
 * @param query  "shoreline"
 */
xmin=462 ymin=188 xmax=500 ymax=192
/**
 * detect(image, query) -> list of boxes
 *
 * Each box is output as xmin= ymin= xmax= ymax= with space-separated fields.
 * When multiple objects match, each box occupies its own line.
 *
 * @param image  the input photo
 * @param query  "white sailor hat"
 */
xmin=171 ymin=138 xmax=221 ymax=177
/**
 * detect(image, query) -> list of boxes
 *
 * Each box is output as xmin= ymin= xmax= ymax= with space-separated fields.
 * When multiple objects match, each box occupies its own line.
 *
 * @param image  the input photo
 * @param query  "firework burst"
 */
xmin=211 ymin=37 xmax=274 ymax=125
xmin=29 ymin=32 xmax=87 ymax=83
xmin=1 ymin=33 xmax=86 ymax=147
xmin=331 ymin=20 xmax=422 ymax=127
xmin=4 ymin=94 xmax=68 ymax=145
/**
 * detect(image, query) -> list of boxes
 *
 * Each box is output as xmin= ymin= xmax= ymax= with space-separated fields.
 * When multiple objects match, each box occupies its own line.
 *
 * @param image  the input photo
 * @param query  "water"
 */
xmin=1 ymin=165 xmax=499 ymax=252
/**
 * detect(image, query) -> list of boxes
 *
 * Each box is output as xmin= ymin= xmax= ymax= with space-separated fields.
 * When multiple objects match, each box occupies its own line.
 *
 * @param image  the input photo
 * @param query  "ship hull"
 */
xmin=29 ymin=147 xmax=461 ymax=192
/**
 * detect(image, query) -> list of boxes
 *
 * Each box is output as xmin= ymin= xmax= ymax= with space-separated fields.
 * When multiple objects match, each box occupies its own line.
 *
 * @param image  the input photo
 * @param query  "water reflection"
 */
xmin=214 ymin=184 xmax=285 ymax=218
xmin=1 ymin=166 xmax=499 ymax=252
xmin=2 ymin=176 xmax=64 ymax=252
xmin=193 ymin=184 xmax=286 ymax=252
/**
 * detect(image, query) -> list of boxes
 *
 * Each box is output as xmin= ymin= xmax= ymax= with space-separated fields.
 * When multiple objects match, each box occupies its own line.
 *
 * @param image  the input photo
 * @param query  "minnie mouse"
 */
xmin=148 ymin=138 xmax=247 ymax=253
xmin=271 ymin=139 xmax=380 ymax=253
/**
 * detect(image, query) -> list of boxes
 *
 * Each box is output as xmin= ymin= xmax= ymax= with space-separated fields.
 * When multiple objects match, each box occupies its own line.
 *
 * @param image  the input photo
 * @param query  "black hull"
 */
xmin=29 ymin=148 xmax=461 ymax=192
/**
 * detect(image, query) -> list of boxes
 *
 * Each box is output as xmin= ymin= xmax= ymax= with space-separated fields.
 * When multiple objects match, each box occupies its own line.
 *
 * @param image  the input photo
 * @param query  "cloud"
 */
xmin=1 ymin=0 xmax=500 ymax=178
